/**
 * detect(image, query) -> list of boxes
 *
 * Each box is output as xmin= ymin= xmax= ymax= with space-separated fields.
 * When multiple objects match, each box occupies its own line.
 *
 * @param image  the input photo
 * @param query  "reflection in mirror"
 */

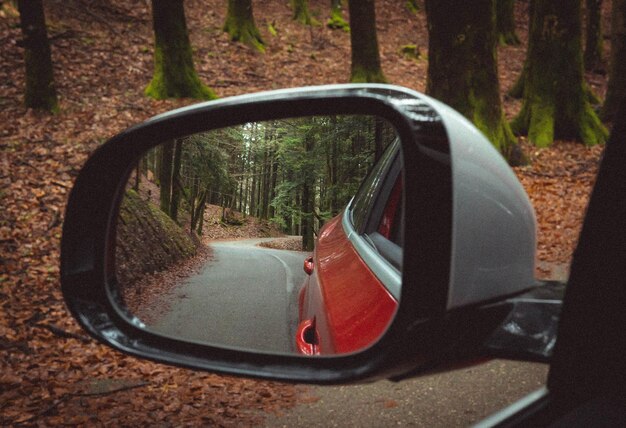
xmin=114 ymin=115 xmax=402 ymax=355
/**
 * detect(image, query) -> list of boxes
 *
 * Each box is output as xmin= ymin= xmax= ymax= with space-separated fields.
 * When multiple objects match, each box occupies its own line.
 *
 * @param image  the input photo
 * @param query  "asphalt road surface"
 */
xmin=263 ymin=359 xmax=549 ymax=427
xmin=150 ymin=238 xmax=307 ymax=353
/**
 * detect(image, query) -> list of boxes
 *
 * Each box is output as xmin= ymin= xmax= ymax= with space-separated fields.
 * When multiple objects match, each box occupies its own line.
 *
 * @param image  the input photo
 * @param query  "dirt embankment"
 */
xmin=115 ymin=189 xmax=199 ymax=287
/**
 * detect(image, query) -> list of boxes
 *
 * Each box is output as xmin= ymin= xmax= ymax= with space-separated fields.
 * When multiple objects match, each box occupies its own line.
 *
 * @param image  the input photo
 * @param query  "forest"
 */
xmin=13 ymin=0 xmax=625 ymax=162
xmin=138 ymin=115 xmax=396 ymax=251
xmin=1 ymin=0 xmax=623 ymax=426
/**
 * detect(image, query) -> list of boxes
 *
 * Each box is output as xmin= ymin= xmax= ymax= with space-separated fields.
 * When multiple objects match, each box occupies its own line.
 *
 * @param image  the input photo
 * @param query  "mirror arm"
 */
xmin=389 ymin=282 xmax=564 ymax=382
xmin=481 ymin=281 xmax=565 ymax=363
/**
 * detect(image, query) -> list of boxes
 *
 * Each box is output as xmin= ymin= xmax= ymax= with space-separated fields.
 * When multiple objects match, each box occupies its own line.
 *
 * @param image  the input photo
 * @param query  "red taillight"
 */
xmin=295 ymin=318 xmax=320 ymax=355
xmin=303 ymin=256 xmax=314 ymax=275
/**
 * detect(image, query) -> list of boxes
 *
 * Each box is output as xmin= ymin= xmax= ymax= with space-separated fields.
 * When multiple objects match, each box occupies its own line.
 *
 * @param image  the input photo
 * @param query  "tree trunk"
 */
xmin=255 ymin=161 xmax=262 ymax=217
xmin=602 ymin=0 xmax=626 ymax=121
xmin=511 ymin=0 xmax=608 ymax=147
xmin=328 ymin=0 xmax=349 ymax=30
xmin=243 ymin=169 xmax=250 ymax=217
xmin=189 ymin=176 xmax=199 ymax=233
xmin=169 ymin=140 xmax=183 ymax=222
xmin=249 ymin=159 xmax=257 ymax=217
xmin=145 ymin=0 xmax=215 ymax=100
xmin=291 ymin=0 xmax=313 ymax=25
xmin=496 ymin=0 xmax=520 ymax=45
xmin=348 ymin=0 xmax=386 ymax=83
xmin=154 ymin=146 xmax=163 ymax=186
xmin=407 ymin=0 xmax=420 ymax=13
xmin=426 ymin=0 xmax=523 ymax=164
xmin=146 ymin=148 xmax=156 ymax=179
xmin=134 ymin=159 xmax=141 ymax=192
xmin=224 ymin=0 xmax=265 ymax=52
xmin=325 ymin=119 xmax=339 ymax=216
xmin=17 ymin=0 xmax=58 ymax=112
xmin=269 ymin=142 xmax=279 ymax=219
xmin=301 ymin=135 xmax=315 ymax=252
xmin=192 ymin=189 xmax=207 ymax=233
xmin=260 ymin=144 xmax=269 ymax=219
xmin=159 ymin=141 xmax=174 ymax=216
xmin=237 ymin=176 xmax=243 ymax=212
xmin=293 ymin=189 xmax=300 ymax=237
xmin=196 ymin=193 xmax=206 ymax=236
xmin=584 ymin=0 xmax=604 ymax=71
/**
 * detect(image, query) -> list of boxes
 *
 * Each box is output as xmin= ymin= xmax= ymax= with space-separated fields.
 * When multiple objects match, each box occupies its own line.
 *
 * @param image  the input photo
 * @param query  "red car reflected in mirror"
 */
xmin=296 ymin=139 xmax=403 ymax=355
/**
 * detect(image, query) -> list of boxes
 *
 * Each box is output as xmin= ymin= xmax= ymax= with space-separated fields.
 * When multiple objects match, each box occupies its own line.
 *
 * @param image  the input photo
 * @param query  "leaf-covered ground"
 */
xmin=0 ymin=0 xmax=609 ymax=425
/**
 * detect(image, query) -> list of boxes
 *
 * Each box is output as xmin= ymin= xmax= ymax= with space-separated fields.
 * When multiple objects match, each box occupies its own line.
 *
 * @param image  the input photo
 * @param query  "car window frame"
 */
xmin=349 ymin=139 xmax=403 ymax=266
xmin=343 ymin=138 xmax=403 ymax=299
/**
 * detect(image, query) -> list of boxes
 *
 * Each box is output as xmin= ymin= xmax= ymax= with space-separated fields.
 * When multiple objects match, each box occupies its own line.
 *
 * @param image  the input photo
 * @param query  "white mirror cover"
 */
xmin=425 ymin=96 xmax=537 ymax=310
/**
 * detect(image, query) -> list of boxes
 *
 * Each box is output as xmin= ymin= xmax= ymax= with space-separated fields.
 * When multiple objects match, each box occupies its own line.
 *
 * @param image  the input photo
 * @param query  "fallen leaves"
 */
xmin=514 ymin=139 xmax=604 ymax=278
xmin=383 ymin=399 xmax=399 ymax=409
xmin=0 ymin=0 xmax=610 ymax=425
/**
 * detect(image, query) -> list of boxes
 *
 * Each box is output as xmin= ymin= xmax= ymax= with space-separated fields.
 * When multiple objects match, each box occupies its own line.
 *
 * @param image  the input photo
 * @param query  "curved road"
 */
xmin=150 ymin=238 xmax=308 ymax=354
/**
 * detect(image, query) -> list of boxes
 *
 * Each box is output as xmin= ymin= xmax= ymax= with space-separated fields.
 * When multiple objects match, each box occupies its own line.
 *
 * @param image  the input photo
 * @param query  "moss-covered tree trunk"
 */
xmin=425 ymin=0 xmax=522 ymax=164
xmin=291 ymin=0 xmax=313 ymax=25
xmin=584 ymin=0 xmax=604 ymax=71
xmin=406 ymin=0 xmax=420 ymax=14
xmin=328 ymin=0 xmax=349 ymax=30
xmin=602 ymin=0 xmax=626 ymax=121
xmin=348 ymin=0 xmax=386 ymax=83
xmin=496 ymin=0 xmax=520 ymax=45
xmin=223 ymin=0 xmax=265 ymax=52
xmin=145 ymin=0 xmax=215 ymax=100
xmin=17 ymin=0 xmax=58 ymax=112
xmin=511 ymin=0 xmax=608 ymax=147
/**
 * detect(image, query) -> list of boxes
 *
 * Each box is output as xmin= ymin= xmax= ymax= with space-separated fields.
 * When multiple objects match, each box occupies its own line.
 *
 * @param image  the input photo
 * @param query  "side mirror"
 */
xmin=61 ymin=84 xmax=561 ymax=384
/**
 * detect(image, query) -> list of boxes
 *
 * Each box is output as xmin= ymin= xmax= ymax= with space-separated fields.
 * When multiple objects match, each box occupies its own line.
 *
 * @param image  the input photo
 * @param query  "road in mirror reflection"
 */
xmin=114 ymin=115 xmax=399 ymax=354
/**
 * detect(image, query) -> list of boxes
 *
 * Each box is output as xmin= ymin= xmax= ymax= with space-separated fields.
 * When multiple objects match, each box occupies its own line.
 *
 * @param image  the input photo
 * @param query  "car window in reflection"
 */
xmin=350 ymin=138 xmax=401 ymax=233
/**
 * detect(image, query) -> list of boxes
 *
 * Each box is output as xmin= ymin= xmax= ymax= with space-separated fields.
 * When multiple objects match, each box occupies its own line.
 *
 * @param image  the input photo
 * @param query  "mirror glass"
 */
xmin=114 ymin=115 xmax=403 ymax=355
